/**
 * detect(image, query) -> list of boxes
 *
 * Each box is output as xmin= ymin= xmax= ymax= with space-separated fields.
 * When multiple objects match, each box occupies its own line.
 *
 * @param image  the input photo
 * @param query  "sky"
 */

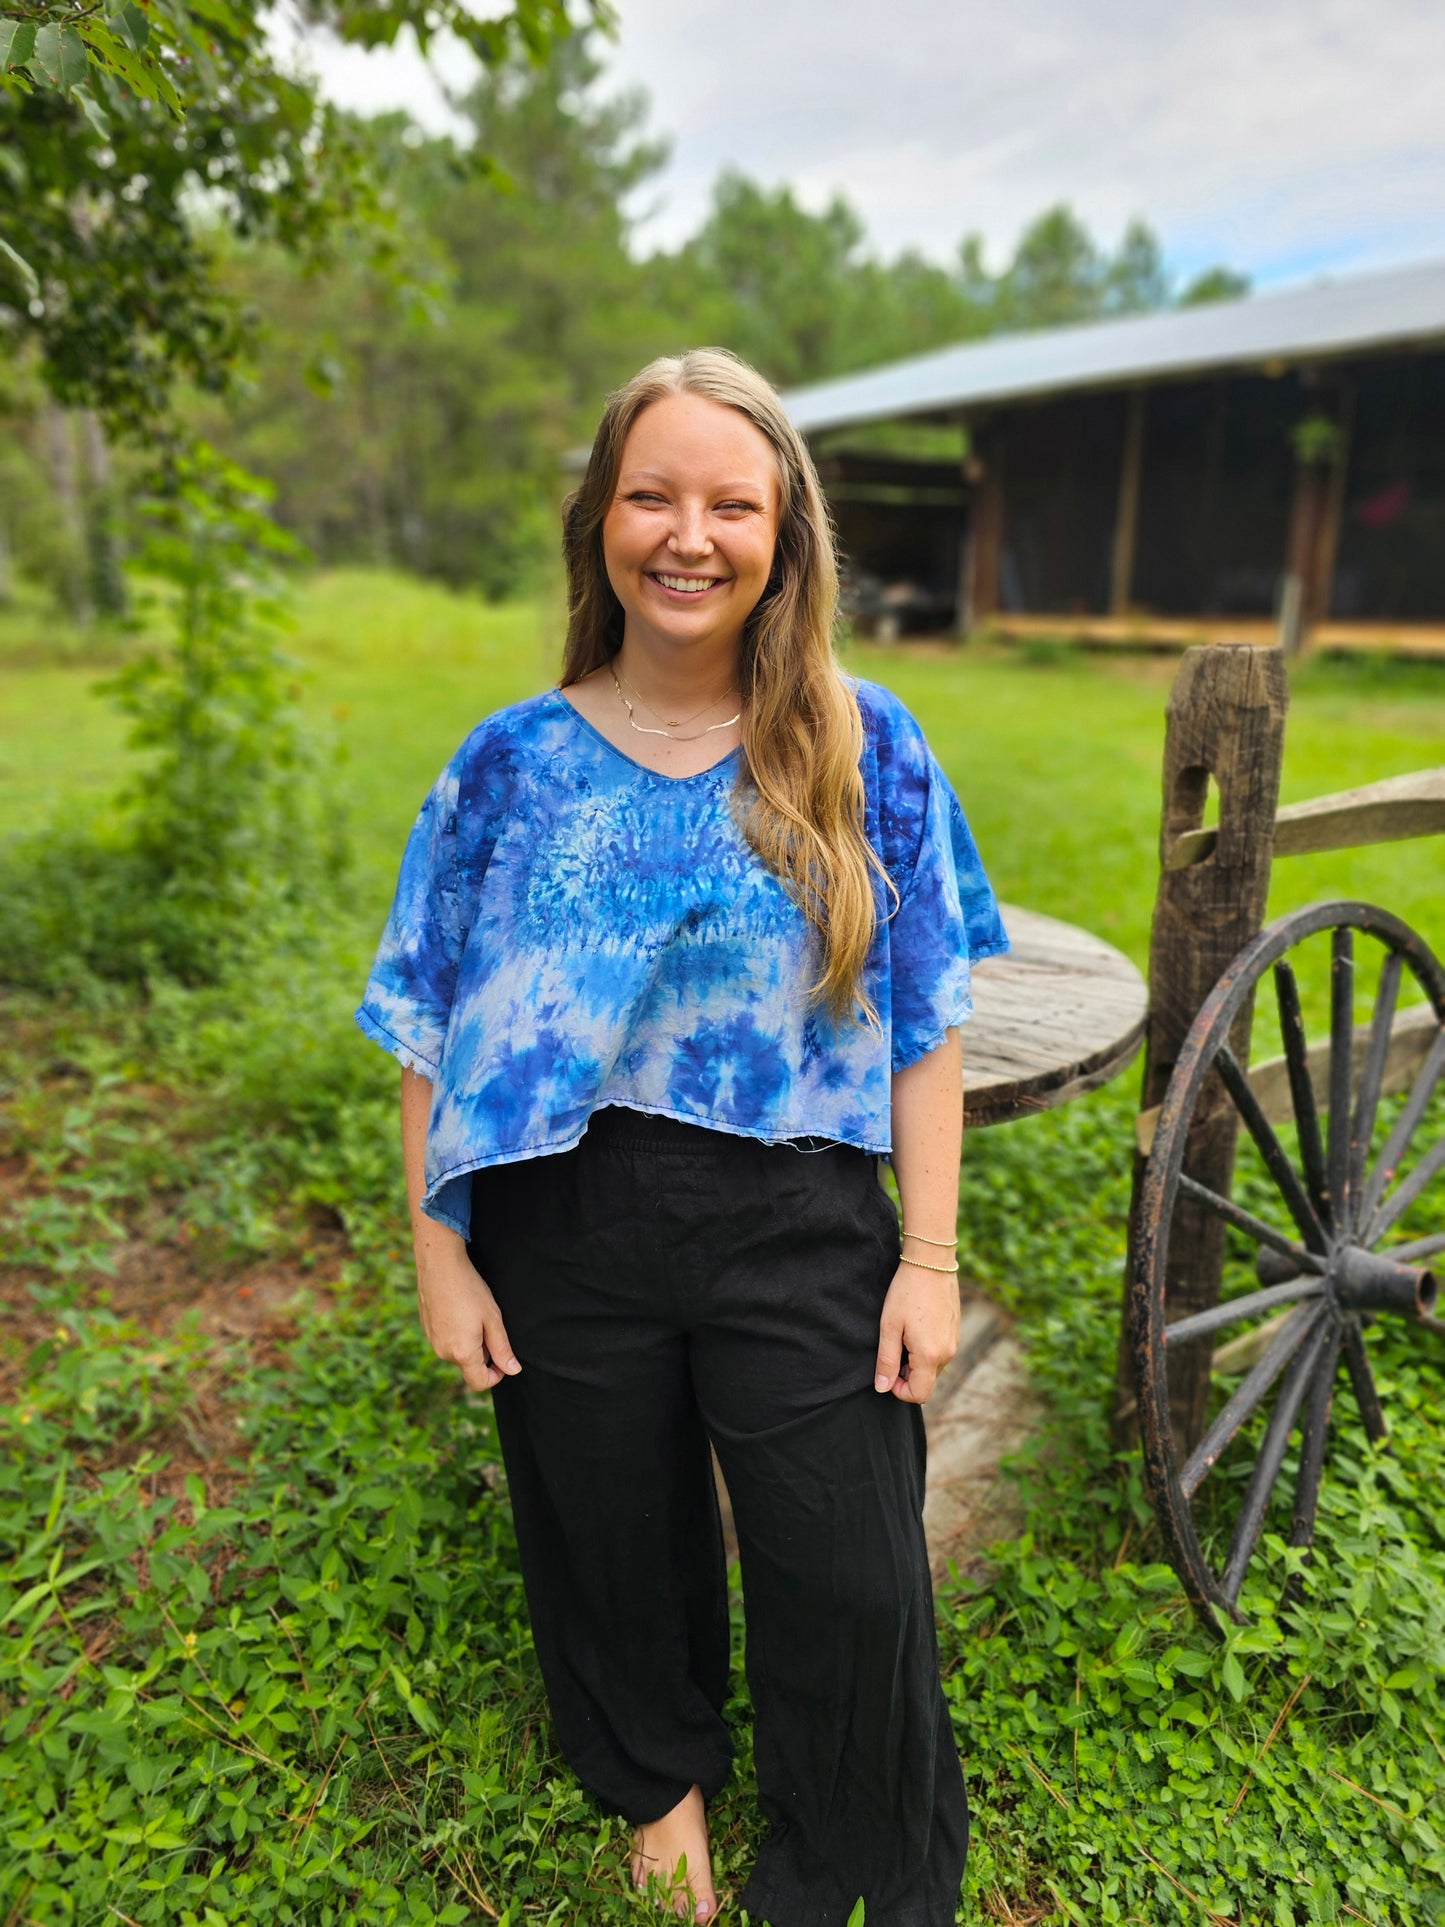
xmin=274 ymin=0 xmax=1445 ymax=290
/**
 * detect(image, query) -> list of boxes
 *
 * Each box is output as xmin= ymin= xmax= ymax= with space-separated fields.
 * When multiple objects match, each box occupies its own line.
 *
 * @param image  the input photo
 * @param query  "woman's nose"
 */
xmin=667 ymin=506 xmax=712 ymax=559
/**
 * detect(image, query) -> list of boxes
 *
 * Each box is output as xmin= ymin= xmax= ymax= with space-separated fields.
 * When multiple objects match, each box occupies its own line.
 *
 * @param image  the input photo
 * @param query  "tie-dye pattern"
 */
xmin=357 ymin=678 xmax=1009 ymax=1237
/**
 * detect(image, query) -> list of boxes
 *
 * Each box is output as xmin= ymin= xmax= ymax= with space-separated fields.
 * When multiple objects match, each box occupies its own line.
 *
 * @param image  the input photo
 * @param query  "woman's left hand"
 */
xmin=874 ymin=1261 xmax=960 ymax=1404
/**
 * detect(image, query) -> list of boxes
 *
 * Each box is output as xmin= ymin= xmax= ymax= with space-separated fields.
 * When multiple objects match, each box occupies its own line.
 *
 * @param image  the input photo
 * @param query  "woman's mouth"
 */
xmin=649 ymin=572 xmax=725 ymax=597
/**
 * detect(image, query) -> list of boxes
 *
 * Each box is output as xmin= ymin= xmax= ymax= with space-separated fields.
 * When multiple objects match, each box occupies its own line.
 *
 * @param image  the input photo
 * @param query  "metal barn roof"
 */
xmin=781 ymin=257 xmax=1445 ymax=435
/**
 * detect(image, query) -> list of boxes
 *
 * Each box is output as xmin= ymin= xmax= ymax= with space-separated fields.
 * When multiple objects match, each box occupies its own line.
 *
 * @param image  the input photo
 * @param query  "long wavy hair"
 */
xmin=559 ymin=347 xmax=894 ymax=1029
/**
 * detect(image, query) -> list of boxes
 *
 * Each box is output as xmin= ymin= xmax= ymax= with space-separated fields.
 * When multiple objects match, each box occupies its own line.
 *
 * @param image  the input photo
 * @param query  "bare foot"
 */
xmin=631 ymin=1784 xmax=717 ymax=1920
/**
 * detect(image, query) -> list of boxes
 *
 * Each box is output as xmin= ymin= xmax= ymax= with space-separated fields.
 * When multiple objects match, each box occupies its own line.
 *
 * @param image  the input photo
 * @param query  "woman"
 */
xmin=357 ymin=349 xmax=1009 ymax=1925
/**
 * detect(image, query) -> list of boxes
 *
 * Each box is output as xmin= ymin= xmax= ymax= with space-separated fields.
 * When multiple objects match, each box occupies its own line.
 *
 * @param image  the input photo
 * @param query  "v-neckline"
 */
xmin=552 ymin=688 xmax=744 ymax=784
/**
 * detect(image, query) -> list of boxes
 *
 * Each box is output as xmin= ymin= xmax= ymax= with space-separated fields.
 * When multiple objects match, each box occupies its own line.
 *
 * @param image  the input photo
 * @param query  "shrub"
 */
xmin=0 ymin=449 xmax=347 ymax=996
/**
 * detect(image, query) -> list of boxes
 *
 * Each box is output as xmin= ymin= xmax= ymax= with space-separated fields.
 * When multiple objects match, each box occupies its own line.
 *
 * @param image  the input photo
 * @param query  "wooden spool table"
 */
xmin=926 ymin=903 xmax=1148 ymax=1570
xmin=964 ymin=903 xmax=1149 ymax=1127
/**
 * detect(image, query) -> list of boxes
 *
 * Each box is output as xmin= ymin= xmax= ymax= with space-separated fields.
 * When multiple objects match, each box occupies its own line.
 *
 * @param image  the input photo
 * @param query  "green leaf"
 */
xmin=24 ymin=21 xmax=91 ymax=91
xmin=1221 ymin=1651 xmax=1246 ymax=1702
xmin=185 ymin=0 xmax=248 ymax=36
xmin=0 ymin=19 xmax=37 ymax=69
xmin=847 ymin=1902 xmax=866 ymax=1927
xmin=390 ymin=1664 xmax=438 ymax=1735
xmin=73 ymin=83 xmax=111 ymax=137
xmin=78 ymin=22 xmax=161 ymax=104
xmin=26 ymin=23 xmax=62 ymax=85
xmin=0 ymin=233 xmax=38 ymax=300
xmin=1 ymin=1578 xmax=53 ymax=1624
xmin=116 ymin=1 xmax=151 ymax=52
xmin=58 ymin=26 xmax=89 ymax=90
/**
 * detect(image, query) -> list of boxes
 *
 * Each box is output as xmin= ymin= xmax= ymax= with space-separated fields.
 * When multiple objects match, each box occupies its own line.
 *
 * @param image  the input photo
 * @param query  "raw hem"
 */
xmin=890 ymin=995 xmax=975 ymax=1075
xmin=422 ymin=1099 xmax=893 ymax=1236
xmin=738 ymin=1877 xmax=947 ymax=1927
xmin=354 ymin=1005 xmax=442 ymax=1082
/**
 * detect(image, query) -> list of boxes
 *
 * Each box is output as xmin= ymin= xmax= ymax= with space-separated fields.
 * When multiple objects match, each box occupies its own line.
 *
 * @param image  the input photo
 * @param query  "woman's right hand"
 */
xmin=414 ymin=1243 xmax=522 ymax=1391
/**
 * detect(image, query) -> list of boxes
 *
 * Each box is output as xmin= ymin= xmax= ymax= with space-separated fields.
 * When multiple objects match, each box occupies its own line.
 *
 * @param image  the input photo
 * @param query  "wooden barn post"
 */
xmin=1113 ymin=644 xmax=1290 ymax=1456
xmin=960 ymin=420 xmax=1005 ymax=634
xmin=1109 ymin=387 xmax=1147 ymax=617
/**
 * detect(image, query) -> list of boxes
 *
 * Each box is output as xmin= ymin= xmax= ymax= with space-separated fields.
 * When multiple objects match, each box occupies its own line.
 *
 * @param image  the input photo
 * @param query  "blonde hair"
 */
xmin=560 ymin=347 xmax=894 ymax=1029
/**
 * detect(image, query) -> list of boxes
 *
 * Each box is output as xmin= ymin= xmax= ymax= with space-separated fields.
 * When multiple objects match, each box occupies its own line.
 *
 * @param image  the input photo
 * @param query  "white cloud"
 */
xmin=281 ymin=0 xmax=1445 ymax=285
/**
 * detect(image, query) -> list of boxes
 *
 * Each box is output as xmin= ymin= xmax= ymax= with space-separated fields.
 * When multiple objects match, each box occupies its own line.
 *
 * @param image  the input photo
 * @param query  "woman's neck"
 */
xmin=613 ymin=631 xmax=741 ymax=715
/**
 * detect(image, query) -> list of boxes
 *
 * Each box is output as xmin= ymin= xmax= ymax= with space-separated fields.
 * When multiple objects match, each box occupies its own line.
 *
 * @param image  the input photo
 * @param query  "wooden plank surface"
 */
xmin=965 ymin=903 xmax=1148 ymax=1126
xmin=1169 ymin=766 xmax=1445 ymax=869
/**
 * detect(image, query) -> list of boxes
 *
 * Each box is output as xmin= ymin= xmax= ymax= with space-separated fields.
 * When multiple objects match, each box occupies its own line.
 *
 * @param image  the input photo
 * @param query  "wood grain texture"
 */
xmin=1115 ymin=645 xmax=1290 ymax=1454
xmin=1170 ymin=767 xmax=1445 ymax=869
xmin=965 ymin=903 xmax=1147 ymax=1126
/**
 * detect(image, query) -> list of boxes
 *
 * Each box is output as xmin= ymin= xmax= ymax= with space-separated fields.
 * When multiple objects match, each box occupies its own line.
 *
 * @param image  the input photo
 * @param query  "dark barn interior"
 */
xmin=786 ymin=261 xmax=1445 ymax=652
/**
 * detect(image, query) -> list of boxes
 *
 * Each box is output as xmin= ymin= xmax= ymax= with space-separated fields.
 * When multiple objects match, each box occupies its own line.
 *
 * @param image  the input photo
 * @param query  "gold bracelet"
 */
xmin=902 ymin=1229 xmax=958 ymax=1248
xmin=898 ymin=1255 xmax=960 ymax=1275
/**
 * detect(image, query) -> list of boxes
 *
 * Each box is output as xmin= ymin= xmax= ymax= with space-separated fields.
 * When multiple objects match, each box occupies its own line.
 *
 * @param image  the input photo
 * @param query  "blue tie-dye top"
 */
xmin=357 ymin=677 xmax=1008 ymax=1238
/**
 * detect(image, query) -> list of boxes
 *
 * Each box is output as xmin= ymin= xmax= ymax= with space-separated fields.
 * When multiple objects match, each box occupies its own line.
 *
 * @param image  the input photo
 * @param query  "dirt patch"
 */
xmin=1 ymin=1144 xmax=351 ymax=1500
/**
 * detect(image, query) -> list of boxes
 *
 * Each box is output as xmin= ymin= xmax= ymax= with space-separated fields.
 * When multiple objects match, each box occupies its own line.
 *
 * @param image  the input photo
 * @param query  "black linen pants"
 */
xmin=465 ymin=1105 xmax=969 ymax=1927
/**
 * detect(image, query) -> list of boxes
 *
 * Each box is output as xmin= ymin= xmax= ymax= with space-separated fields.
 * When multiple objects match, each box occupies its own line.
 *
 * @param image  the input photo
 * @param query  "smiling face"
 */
xmin=601 ymin=391 xmax=782 ymax=666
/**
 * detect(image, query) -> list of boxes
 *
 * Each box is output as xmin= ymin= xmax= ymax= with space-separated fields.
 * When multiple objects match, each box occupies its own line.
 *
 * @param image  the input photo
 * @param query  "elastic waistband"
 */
xmin=582 ymin=1104 xmax=841 ymax=1157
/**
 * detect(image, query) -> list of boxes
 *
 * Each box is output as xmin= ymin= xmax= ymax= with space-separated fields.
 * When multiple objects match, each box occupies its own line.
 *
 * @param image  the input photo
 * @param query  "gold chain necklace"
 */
xmin=609 ymin=665 xmax=742 ymax=741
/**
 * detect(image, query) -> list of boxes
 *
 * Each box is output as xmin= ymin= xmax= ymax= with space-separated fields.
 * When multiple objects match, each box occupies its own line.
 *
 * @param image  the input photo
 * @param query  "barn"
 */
xmin=783 ymin=258 xmax=1445 ymax=653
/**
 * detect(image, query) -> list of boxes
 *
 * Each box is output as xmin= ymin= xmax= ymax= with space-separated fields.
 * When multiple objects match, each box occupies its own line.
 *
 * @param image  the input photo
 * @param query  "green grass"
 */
xmin=2 ymin=568 xmax=1443 ymax=1925
xmin=4 ymin=567 xmax=1441 ymax=958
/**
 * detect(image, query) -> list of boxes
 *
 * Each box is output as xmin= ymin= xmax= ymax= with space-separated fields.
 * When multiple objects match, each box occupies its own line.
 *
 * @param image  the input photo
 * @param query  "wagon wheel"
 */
xmin=1131 ymin=901 xmax=1445 ymax=1629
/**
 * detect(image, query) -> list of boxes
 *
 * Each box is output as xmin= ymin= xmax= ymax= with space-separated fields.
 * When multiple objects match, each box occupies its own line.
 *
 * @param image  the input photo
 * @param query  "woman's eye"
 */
xmin=719 ymin=500 xmax=760 ymax=514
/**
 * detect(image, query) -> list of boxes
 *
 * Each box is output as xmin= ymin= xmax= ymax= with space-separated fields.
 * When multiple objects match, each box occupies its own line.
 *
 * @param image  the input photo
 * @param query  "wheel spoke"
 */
xmin=1163 ymin=1276 xmax=1325 ymax=1348
xmin=1351 ymin=952 xmax=1403 ymax=1209
xmin=1340 ymin=1317 xmax=1387 ymax=1443
xmin=1327 ymin=927 xmax=1356 ymax=1228
xmin=1274 ymin=959 xmax=1331 ymax=1227
xmin=1389 ymin=1231 xmax=1445 ymax=1263
xmin=1216 ymin=1044 xmax=1329 ymax=1254
xmin=1179 ymin=1301 xmax=1324 ymax=1501
xmin=1357 ymin=1026 xmax=1445 ymax=1230
xmin=1366 ymin=1136 xmax=1445 ymax=1243
xmin=1221 ymin=1316 xmax=1334 ymax=1606
xmin=1289 ymin=1320 xmax=1343 ymax=1550
xmin=1177 ymin=1172 xmax=1326 ymax=1266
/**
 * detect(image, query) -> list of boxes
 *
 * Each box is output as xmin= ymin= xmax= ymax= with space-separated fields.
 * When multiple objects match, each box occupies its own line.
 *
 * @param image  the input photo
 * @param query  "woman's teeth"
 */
xmin=654 ymin=574 xmax=717 ymax=594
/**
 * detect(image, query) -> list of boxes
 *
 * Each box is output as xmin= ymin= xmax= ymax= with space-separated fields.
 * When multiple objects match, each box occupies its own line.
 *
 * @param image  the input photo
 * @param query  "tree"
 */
xmin=192 ymin=40 xmax=686 ymax=595
xmin=661 ymin=172 xmax=991 ymax=389
xmin=958 ymin=205 xmax=1246 ymax=333
xmin=996 ymin=204 xmax=1105 ymax=327
xmin=0 ymin=0 xmax=609 ymax=439
xmin=1179 ymin=265 xmax=1251 ymax=306
xmin=1103 ymin=217 xmax=1171 ymax=315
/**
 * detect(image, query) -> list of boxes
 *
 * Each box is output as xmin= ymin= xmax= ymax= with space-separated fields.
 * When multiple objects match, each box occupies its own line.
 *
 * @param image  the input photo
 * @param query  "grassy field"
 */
xmin=1 ymin=569 xmax=1443 ymax=1926
xmin=4 ymin=568 xmax=1441 ymax=964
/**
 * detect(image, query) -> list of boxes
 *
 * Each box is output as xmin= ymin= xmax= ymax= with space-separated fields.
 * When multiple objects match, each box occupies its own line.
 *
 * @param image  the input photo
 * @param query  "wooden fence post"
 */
xmin=1113 ymin=644 xmax=1290 ymax=1456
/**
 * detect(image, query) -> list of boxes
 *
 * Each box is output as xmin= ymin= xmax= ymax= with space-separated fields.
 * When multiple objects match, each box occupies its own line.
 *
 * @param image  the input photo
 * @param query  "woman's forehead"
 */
xmin=619 ymin=392 xmax=781 ymax=491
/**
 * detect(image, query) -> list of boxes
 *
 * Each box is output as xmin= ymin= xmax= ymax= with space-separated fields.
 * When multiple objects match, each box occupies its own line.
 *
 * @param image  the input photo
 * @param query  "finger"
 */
xmin=482 ymin=1304 xmax=522 ymax=1376
xmin=875 ymin=1316 xmax=904 ymax=1393
xmin=458 ymin=1352 xmax=503 ymax=1393
xmin=895 ymin=1357 xmax=938 ymax=1404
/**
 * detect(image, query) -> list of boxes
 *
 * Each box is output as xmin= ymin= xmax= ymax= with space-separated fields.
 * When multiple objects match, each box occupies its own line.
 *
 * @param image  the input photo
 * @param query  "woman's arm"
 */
xmin=874 ymin=1026 xmax=964 ymax=1404
xmin=401 ymin=1065 xmax=522 ymax=1391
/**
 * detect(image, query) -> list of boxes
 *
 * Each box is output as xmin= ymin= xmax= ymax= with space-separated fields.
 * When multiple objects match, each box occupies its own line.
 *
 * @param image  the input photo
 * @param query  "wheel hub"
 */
xmin=1257 ymin=1242 xmax=1437 ymax=1318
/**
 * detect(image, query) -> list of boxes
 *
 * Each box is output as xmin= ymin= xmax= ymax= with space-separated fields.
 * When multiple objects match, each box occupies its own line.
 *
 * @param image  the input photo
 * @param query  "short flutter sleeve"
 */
xmin=883 ymin=742 xmax=1010 ymax=1073
xmin=356 ymin=755 xmax=473 ymax=1081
